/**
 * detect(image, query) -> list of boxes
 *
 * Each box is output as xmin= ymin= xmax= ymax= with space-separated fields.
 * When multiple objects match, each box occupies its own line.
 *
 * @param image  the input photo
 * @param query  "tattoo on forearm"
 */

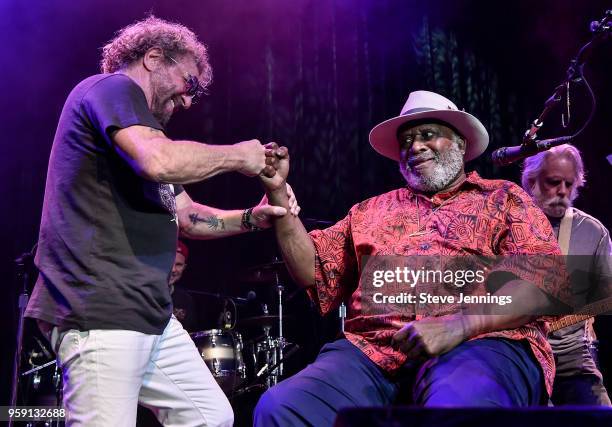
xmin=189 ymin=213 xmax=226 ymax=230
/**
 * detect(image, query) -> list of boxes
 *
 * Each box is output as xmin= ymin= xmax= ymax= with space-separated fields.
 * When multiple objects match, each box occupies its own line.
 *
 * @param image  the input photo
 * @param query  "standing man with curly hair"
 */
xmin=24 ymin=16 xmax=295 ymax=426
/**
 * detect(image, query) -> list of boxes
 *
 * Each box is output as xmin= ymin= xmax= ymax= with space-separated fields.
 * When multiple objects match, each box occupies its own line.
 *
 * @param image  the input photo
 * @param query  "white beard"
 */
xmin=532 ymin=181 xmax=571 ymax=218
xmin=400 ymin=140 xmax=464 ymax=192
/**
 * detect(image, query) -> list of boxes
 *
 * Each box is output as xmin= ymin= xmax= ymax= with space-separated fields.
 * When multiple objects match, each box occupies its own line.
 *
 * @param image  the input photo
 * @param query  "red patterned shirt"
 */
xmin=308 ymin=171 xmax=568 ymax=396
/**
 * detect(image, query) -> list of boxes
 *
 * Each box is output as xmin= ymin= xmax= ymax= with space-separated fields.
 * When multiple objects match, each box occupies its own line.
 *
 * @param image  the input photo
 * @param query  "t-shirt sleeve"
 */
xmin=490 ymin=183 xmax=572 ymax=308
xmin=307 ymin=211 xmax=358 ymax=316
xmin=81 ymin=74 xmax=163 ymax=146
xmin=590 ymin=224 xmax=612 ymax=304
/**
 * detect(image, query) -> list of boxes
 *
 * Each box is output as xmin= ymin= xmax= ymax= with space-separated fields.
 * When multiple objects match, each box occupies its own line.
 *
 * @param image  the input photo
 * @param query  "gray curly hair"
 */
xmin=521 ymin=144 xmax=586 ymax=202
xmin=100 ymin=16 xmax=212 ymax=89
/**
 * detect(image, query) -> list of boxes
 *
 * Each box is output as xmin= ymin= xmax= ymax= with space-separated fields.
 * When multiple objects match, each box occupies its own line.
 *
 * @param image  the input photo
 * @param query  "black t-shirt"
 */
xmin=171 ymin=285 xmax=196 ymax=331
xmin=25 ymin=74 xmax=184 ymax=335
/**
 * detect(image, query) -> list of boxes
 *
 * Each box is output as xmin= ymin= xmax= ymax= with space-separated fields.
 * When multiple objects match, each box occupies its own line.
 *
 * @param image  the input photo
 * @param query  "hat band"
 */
xmin=401 ymin=107 xmax=436 ymax=116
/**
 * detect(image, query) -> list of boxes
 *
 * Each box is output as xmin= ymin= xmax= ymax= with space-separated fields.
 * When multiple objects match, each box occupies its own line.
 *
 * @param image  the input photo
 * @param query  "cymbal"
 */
xmin=236 ymin=259 xmax=289 ymax=284
xmin=238 ymin=315 xmax=295 ymax=328
xmin=302 ymin=217 xmax=334 ymax=228
xmin=254 ymin=259 xmax=286 ymax=269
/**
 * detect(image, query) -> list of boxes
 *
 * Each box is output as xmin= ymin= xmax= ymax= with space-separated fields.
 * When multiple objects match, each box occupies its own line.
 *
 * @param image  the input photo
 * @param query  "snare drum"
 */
xmin=190 ymin=329 xmax=246 ymax=393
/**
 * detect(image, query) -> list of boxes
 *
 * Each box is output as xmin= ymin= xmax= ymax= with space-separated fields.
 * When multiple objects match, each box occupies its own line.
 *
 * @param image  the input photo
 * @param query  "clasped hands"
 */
xmin=242 ymin=140 xmax=297 ymax=229
xmin=390 ymin=314 xmax=470 ymax=360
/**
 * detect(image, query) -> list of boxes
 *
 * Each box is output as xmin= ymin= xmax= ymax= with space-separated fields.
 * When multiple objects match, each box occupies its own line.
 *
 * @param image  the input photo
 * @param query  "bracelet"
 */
xmin=242 ymin=207 xmax=263 ymax=231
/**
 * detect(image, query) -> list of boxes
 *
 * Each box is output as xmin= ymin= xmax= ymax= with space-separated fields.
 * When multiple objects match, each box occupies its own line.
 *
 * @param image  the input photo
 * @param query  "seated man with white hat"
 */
xmin=254 ymin=91 xmax=570 ymax=426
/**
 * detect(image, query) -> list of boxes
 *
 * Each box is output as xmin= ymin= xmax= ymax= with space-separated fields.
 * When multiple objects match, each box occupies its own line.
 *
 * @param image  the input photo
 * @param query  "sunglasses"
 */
xmin=167 ymin=55 xmax=204 ymax=104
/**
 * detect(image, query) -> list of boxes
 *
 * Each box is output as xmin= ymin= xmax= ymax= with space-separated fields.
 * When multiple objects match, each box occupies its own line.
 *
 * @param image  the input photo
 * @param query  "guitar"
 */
xmin=548 ymin=296 xmax=612 ymax=332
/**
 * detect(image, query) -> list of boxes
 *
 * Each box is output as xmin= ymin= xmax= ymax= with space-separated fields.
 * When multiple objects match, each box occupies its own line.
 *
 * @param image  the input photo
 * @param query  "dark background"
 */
xmin=1 ymin=0 xmax=610 ymax=418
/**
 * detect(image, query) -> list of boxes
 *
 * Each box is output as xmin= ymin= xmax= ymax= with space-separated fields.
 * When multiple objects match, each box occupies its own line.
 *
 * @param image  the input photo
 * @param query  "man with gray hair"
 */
xmin=522 ymin=144 xmax=611 ymax=406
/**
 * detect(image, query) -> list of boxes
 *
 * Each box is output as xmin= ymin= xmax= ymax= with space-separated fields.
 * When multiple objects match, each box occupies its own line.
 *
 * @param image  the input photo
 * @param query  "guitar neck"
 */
xmin=548 ymin=297 xmax=612 ymax=333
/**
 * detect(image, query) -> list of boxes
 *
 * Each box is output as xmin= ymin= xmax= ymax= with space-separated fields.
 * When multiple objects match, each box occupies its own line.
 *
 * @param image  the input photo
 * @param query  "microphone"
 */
xmin=491 ymin=136 xmax=573 ymax=166
xmin=590 ymin=10 xmax=611 ymax=34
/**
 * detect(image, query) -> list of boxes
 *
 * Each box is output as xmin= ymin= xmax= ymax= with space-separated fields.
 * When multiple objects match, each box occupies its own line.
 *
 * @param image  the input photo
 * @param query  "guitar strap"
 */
xmin=558 ymin=207 xmax=574 ymax=256
xmin=557 ymin=208 xmax=598 ymax=340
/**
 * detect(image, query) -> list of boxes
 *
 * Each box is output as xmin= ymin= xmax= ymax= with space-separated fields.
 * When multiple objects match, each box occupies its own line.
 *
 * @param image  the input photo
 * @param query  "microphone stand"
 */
xmin=9 ymin=247 xmax=36 ymax=427
xmin=519 ymin=10 xmax=610 ymax=155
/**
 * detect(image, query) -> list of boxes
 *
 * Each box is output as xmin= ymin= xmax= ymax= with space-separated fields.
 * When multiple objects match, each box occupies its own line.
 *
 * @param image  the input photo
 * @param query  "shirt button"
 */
xmin=420 ymin=242 xmax=431 ymax=250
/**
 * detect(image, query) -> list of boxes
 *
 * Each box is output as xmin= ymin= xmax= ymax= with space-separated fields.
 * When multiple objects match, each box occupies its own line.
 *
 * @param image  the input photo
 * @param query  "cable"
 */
xmin=569 ymin=62 xmax=597 ymax=140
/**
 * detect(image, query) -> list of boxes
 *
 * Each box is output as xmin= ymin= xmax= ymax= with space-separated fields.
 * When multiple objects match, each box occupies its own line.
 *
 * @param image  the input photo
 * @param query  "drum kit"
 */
xmin=188 ymin=257 xmax=300 ymax=397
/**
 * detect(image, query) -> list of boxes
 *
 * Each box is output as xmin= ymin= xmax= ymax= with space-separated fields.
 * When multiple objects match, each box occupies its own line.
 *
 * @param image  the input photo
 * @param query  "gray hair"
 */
xmin=521 ymin=144 xmax=586 ymax=202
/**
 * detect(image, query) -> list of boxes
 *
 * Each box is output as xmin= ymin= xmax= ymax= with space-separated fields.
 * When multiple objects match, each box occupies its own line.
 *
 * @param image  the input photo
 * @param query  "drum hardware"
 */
xmin=186 ymin=288 xmax=257 ymax=332
xmin=253 ymin=326 xmax=285 ymax=389
xmin=11 ymin=245 xmax=64 ymax=426
xmin=21 ymin=358 xmax=64 ymax=426
xmin=10 ymin=245 xmax=37 ymax=427
xmin=239 ymin=257 xmax=291 ymax=378
xmin=231 ymin=256 xmax=310 ymax=395
xmin=21 ymin=359 xmax=58 ymax=378
xmin=229 ymin=383 xmax=267 ymax=398
xmin=277 ymin=279 xmax=284 ymax=378
xmin=256 ymin=342 xmax=299 ymax=380
xmin=239 ymin=318 xmax=296 ymax=388
xmin=237 ymin=257 xmax=291 ymax=378
xmin=184 ymin=289 xmax=256 ymax=304
xmin=218 ymin=298 xmax=238 ymax=330
xmin=339 ymin=302 xmax=347 ymax=333
xmin=21 ymin=359 xmax=62 ymax=402
xmin=238 ymin=315 xmax=295 ymax=329
xmin=232 ymin=342 xmax=301 ymax=398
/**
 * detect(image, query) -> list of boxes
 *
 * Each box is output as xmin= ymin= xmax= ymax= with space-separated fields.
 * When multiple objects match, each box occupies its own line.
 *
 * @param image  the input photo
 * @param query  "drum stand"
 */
xmin=255 ymin=274 xmax=286 ymax=388
xmin=9 ymin=249 xmax=35 ymax=427
xmin=275 ymin=269 xmax=285 ymax=383
xmin=21 ymin=361 xmax=63 ymax=427
xmin=233 ymin=256 xmax=305 ymax=396
xmin=233 ymin=342 xmax=300 ymax=398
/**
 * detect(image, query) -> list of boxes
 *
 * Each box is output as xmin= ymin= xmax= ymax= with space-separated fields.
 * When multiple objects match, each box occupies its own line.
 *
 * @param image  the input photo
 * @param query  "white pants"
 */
xmin=51 ymin=317 xmax=233 ymax=427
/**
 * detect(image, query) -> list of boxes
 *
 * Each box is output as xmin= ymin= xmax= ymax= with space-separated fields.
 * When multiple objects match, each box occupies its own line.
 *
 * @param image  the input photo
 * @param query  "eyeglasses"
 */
xmin=400 ymin=129 xmax=442 ymax=147
xmin=398 ymin=126 xmax=458 ymax=149
xmin=167 ymin=55 xmax=204 ymax=104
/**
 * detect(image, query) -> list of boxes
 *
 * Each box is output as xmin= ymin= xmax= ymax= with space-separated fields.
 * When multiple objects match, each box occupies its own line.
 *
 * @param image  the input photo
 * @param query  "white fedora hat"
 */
xmin=369 ymin=91 xmax=489 ymax=162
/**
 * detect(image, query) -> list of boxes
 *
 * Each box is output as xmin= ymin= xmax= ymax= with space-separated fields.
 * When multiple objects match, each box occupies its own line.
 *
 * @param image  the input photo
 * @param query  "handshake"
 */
xmin=233 ymin=139 xmax=297 ymax=225
xmin=234 ymin=139 xmax=290 ymax=195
